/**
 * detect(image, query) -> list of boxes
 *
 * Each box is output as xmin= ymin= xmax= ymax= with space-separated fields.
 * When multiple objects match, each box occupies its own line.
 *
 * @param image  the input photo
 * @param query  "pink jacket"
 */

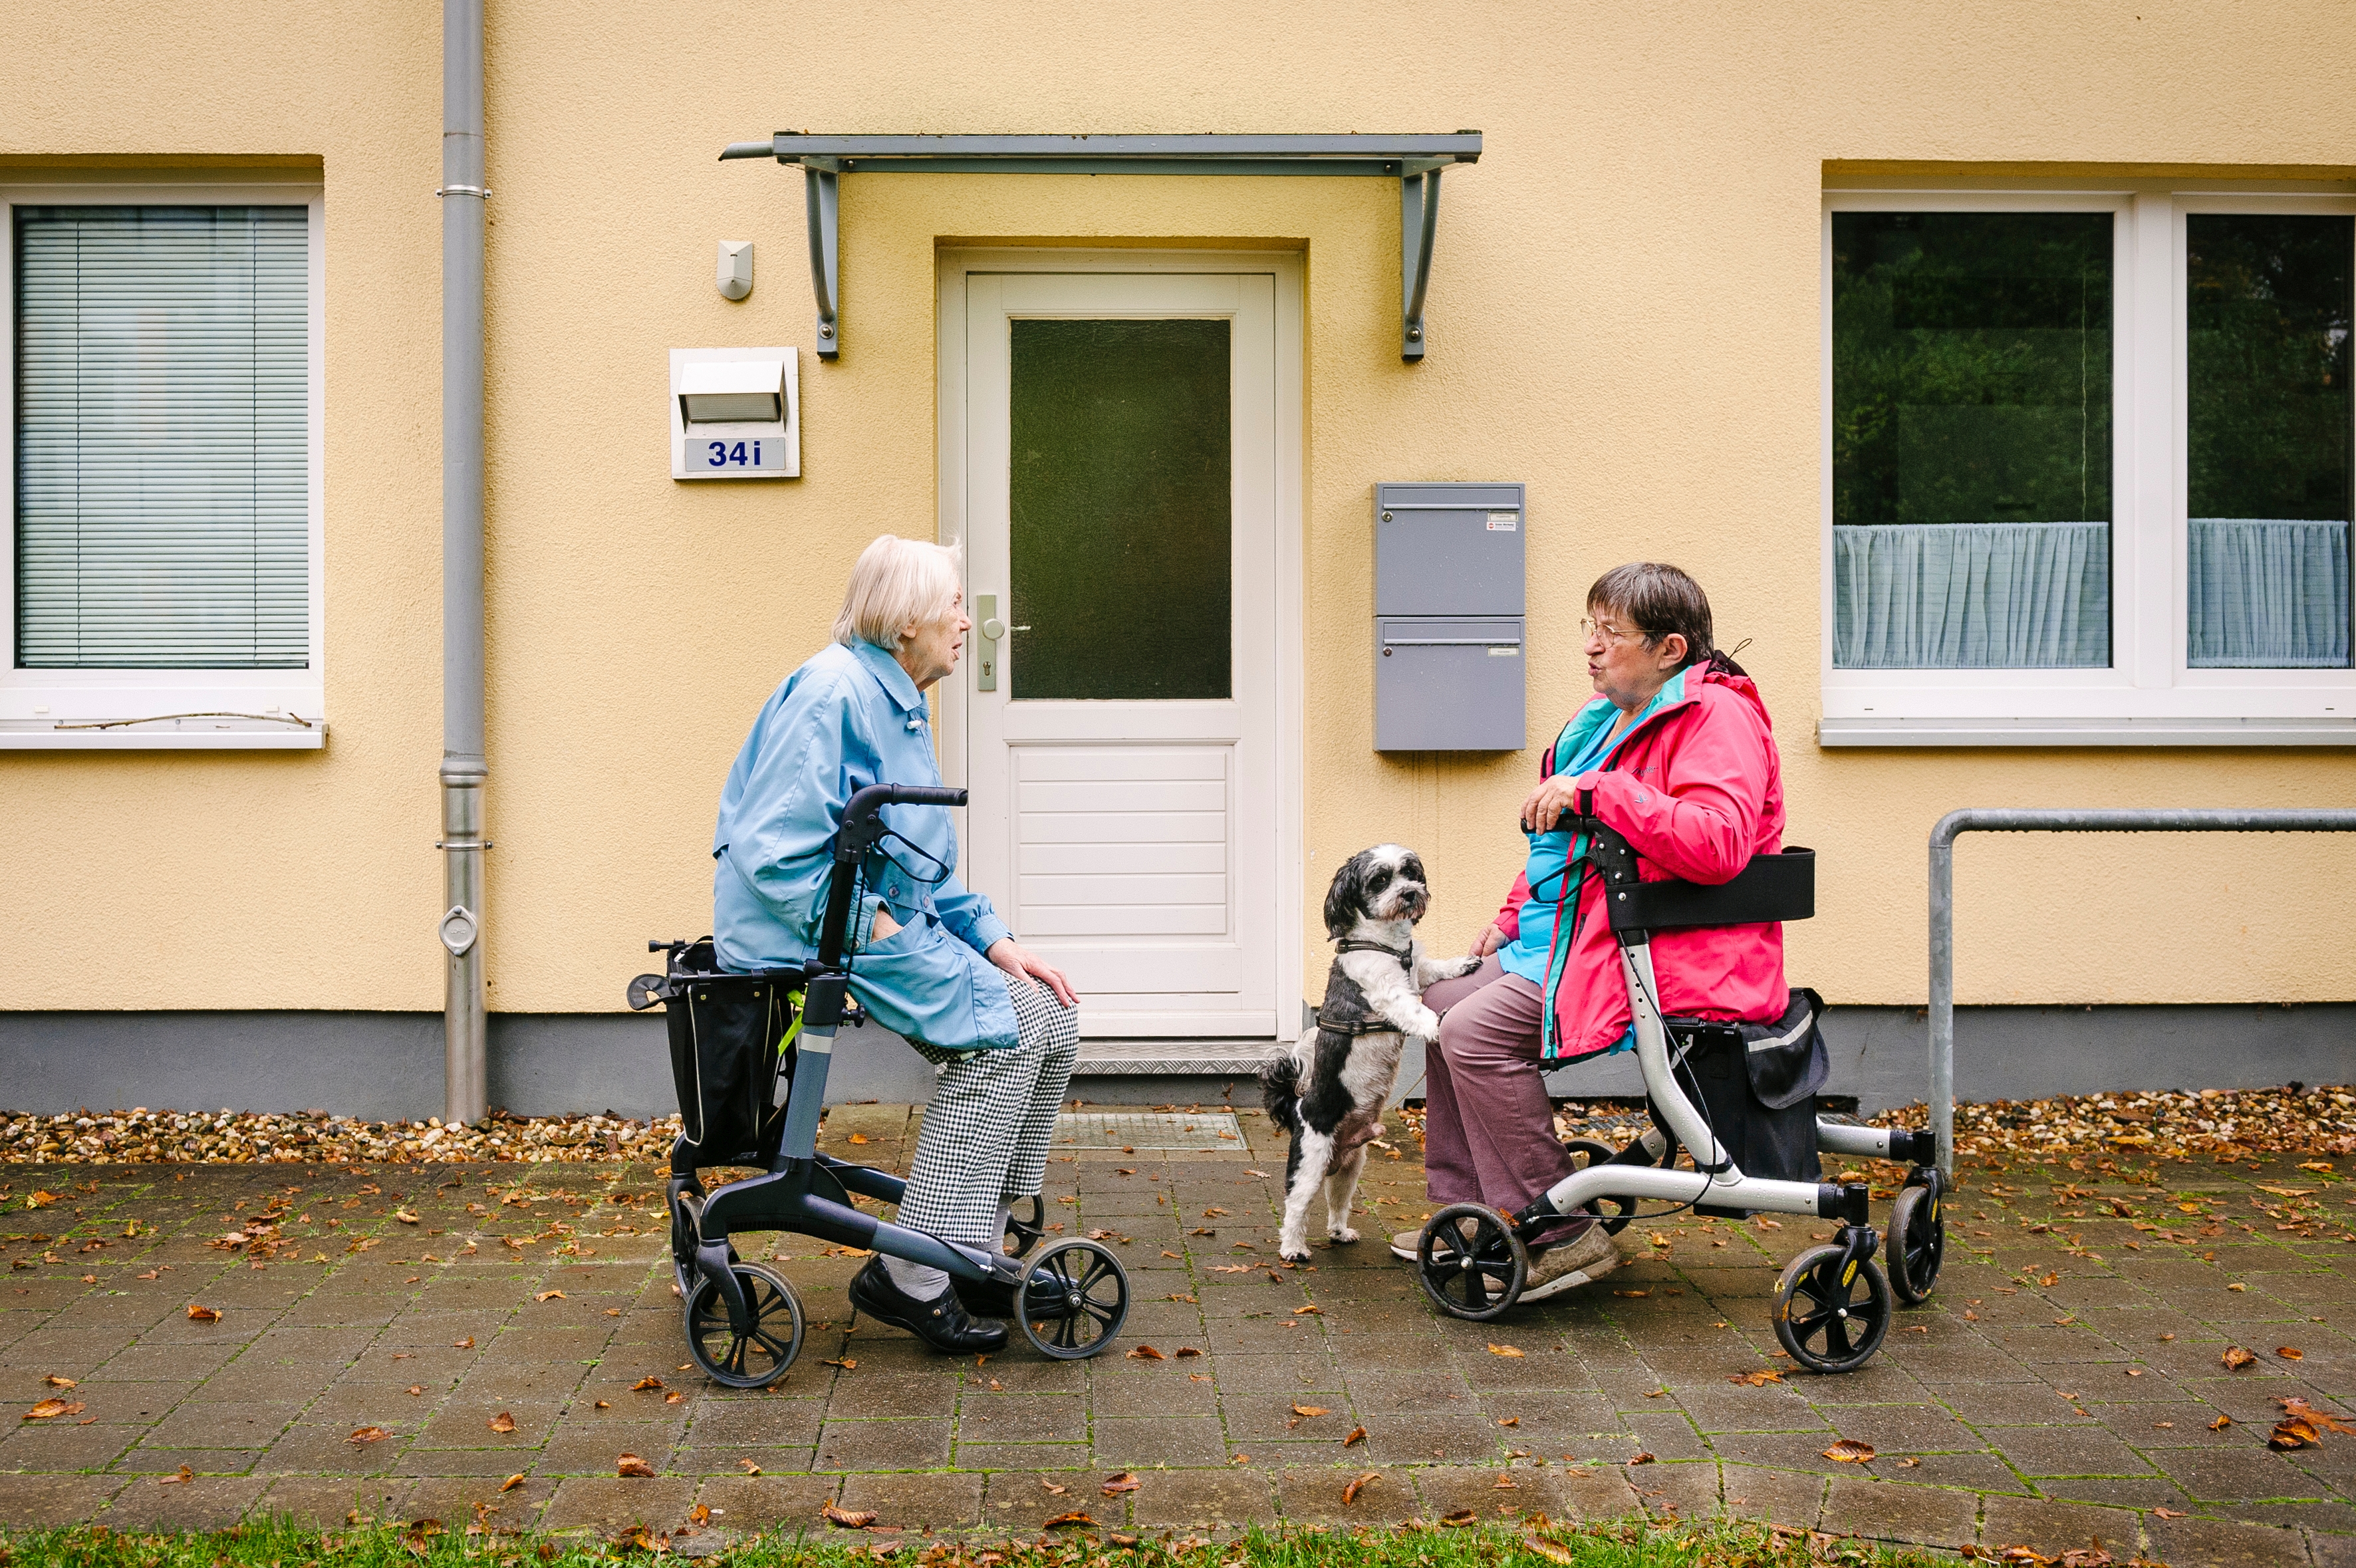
xmin=1494 ymin=663 xmax=1788 ymax=1061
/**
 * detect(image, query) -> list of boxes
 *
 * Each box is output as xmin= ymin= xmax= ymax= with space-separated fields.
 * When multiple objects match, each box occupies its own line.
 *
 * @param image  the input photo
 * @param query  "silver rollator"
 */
xmin=1415 ymin=800 xmax=1945 ymax=1373
xmin=628 ymin=784 xmax=1130 ymax=1386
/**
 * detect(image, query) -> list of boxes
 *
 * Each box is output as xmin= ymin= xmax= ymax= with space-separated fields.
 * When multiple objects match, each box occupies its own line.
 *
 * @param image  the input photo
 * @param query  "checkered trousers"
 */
xmin=894 ymin=974 xmax=1079 ymax=1248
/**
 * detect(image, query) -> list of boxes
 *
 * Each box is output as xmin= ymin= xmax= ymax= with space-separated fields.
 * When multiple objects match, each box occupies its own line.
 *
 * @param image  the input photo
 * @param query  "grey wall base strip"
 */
xmin=0 ymin=1004 xmax=2347 ymax=1120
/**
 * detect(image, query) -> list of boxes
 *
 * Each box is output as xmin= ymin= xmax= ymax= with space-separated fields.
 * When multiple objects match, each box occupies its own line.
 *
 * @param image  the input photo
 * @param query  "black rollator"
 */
xmin=628 ymin=783 xmax=1130 ymax=1387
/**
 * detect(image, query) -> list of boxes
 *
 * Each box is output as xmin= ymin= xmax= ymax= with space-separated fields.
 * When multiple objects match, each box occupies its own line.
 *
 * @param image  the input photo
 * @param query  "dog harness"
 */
xmin=1314 ymin=937 xmax=1415 ymax=1035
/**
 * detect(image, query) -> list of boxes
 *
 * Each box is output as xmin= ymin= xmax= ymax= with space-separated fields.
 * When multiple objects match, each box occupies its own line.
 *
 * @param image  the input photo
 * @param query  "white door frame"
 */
xmin=937 ymin=247 xmax=1304 ymax=1037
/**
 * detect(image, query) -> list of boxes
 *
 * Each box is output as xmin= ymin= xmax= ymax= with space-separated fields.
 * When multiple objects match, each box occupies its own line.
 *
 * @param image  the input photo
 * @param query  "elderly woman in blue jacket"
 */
xmin=712 ymin=534 xmax=1077 ymax=1355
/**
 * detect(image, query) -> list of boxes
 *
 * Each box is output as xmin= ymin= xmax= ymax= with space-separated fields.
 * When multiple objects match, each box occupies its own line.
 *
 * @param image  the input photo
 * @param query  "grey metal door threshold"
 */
xmin=1073 ymin=1039 xmax=1281 ymax=1077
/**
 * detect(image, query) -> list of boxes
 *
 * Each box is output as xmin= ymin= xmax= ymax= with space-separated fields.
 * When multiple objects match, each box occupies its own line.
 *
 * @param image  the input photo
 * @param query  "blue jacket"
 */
xmin=712 ymin=640 xmax=1019 ymax=1051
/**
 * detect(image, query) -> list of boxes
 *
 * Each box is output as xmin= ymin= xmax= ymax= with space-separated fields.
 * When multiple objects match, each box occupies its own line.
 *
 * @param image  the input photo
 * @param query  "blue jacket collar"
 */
xmin=851 ymin=639 xmax=928 ymax=718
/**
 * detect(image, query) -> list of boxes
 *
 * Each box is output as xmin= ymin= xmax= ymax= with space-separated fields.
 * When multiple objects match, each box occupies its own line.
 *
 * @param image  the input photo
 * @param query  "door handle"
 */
xmin=976 ymin=594 xmax=1002 ymax=691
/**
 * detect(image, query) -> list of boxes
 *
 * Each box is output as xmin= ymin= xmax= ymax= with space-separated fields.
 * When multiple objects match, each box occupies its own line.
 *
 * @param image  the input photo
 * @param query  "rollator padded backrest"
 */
xmin=1579 ymin=817 xmax=1815 ymax=934
xmin=656 ymin=944 xmax=795 ymax=1168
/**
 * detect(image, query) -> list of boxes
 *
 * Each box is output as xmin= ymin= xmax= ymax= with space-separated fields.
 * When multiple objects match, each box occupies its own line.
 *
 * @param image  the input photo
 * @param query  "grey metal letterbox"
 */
xmin=1374 ymin=483 xmax=1526 ymax=751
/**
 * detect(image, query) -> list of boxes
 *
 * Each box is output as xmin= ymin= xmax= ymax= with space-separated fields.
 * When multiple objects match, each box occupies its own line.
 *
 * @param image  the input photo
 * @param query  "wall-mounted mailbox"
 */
xmin=670 ymin=347 xmax=800 ymax=479
xmin=1374 ymin=481 xmax=1525 ymax=751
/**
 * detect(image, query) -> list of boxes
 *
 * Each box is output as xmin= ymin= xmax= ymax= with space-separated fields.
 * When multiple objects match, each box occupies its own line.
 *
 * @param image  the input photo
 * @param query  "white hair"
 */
xmin=833 ymin=535 xmax=964 ymax=650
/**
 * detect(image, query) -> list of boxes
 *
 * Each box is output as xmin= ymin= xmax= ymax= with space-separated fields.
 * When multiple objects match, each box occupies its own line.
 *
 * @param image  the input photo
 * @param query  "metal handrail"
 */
xmin=1928 ymin=808 xmax=2356 ymax=1173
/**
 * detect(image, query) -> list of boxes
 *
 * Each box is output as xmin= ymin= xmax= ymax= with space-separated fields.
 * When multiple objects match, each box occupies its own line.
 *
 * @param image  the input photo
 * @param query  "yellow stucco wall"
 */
xmin=5 ymin=1 xmax=2354 ymax=1019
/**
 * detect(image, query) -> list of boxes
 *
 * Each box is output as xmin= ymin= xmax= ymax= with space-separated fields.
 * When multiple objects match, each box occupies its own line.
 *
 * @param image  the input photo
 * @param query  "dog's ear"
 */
xmin=1323 ymin=852 xmax=1369 ymax=938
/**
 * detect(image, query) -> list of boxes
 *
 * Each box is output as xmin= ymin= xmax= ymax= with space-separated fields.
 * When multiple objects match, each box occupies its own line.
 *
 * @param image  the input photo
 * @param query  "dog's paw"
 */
xmin=1277 ymin=1241 xmax=1314 ymax=1264
xmin=1454 ymin=953 xmax=1486 ymax=977
xmin=1326 ymin=1225 xmax=1361 ymax=1245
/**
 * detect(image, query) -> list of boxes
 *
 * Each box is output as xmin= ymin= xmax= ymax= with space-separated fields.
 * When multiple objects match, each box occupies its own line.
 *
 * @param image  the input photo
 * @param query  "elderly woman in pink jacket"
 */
xmin=1402 ymin=562 xmax=1787 ymax=1300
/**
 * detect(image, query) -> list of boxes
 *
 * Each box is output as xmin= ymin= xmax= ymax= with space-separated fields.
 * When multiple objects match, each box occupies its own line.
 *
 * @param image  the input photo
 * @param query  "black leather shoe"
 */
xmin=849 ymin=1259 xmax=1008 ymax=1355
xmin=954 ymin=1262 xmax=1061 ymax=1320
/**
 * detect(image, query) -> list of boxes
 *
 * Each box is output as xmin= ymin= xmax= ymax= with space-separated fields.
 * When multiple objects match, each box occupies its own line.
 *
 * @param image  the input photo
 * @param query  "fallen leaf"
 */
xmin=454 ymin=1337 xmax=475 ymax=1349
xmin=394 ymin=1210 xmax=420 ymax=1225
xmin=1126 ymin=1345 xmax=1165 ymax=1361
xmin=1293 ymin=1304 xmax=1323 ymax=1315
xmin=1174 ymin=1347 xmax=1202 ymax=1359
xmin=1342 ymin=1472 xmax=1380 ymax=1505
xmin=1343 ymin=1426 xmax=1367 ymax=1447
xmin=405 ymin=1384 xmax=425 ymax=1397
xmin=160 ymin=1464 xmax=194 ymax=1484
xmin=533 ymin=1290 xmax=565 ymax=1302
xmin=2228 ymin=1282 xmax=2247 ymax=1293
xmin=489 ymin=1412 xmax=517 ymax=1434
xmin=2280 ymin=1397 xmax=2356 ymax=1435
xmin=822 ymin=1357 xmax=857 ymax=1370
xmin=1486 ymin=1344 xmax=1524 ymax=1358
xmin=1493 ymin=1474 xmax=1517 ymax=1489
xmin=1627 ymin=1452 xmax=1655 ymax=1466
xmin=1101 ymin=1472 xmax=1142 ymax=1496
xmin=1498 ymin=1416 xmax=1520 ymax=1427
xmin=2222 ymin=1346 xmax=2258 ymax=1371
xmin=594 ymin=1400 xmax=610 ymax=1409
xmin=1291 ymin=1404 xmax=1329 ymax=1418
xmin=2210 ymin=1414 xmax=2232 ymax=1430
xmin=349 ymin=1426 xmax=391 ymax=1444
xmin=2270 ymin=1416 xmax=2321 ymax=1450
xmin=848 ymin=1133 xmax=868 ymax=1144
xmin=1642 ymin=1387 xmax=1668 ymax=1399
xmin=2276 ymin=1346 xmax=2304 ymax=1360
xmin=1041 ymin=1480 xmax=1069 ymax=1496
xmin=630 ymin=1376 xmax=664 ymax=1392
xmin=690 ymin=1503 xmax=712 ymax=1527
xmin=739 ymin=1459 xmax=762 ymax=1475
xmin=1439 ymin=1508 xmax=1478 ymax=1527
xmin=186 ymin=1304 xmax=221 ymax=1322
xmin=1523 ymin=1533 xmax=1576 ymax=1565
xmin=500 ymin=1473 xmax=525 ymax=1492
xmin=1611 ymin=1289 xmax=1650 ymax=1299
xmin=2153 ymin=1507 xmax=2186 ymax=1519
xmin=24 ymin=1398 xmax=82 ymax=1420
xmin=1823 ymin=1439 xmax=1877 ymax=1463
xmin=822 ymin=1502 xmax=878 ymax=1529
xmin=1730 ymin=1369 xmax=1785 ymax=1386
xmin=616 ymin=1453 xmax=656 ymax=1478
xmin=1899 ymin=1457 xmax=1922 ymax=1468
xmin=1230 ymin=1454 xmax=1249 ymax=1465
xmin=1244 ymin=1169 xmax=1270 ymax=1178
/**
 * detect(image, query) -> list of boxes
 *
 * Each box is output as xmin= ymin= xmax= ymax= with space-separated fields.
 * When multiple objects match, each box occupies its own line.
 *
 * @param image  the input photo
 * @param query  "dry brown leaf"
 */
xmin=1523 ymin=1533 xmax=1577 ymax=1565
xmin=1101 ymin=1472 xmax=1142 ymax=1495
xmin=690 ymin=1503 xmax=712 ymax=1527
xmin=1293 ymin=1304 xmax=1323 ymax=1315
xmin=1291 ymin=1404 xmax=1329 ymax=1418
xmin=2281 ymin=1398 xmax=2356 ymax=1435
xmin=24 ymin=1398 xmax=82 ymax=1420
xmin=1341 ymin=1471 xmax=1380 ymax=1505
xmin=1627 ymin=1452 xmax=1655 ymax=1466
xmin=500 ymin=1473 xmax=525 ymax=1492
xmin=1342 ymin=1426 xmax=1367 ymax=1447
xmin=454 ymin=1337 xmax=475 ymax=1349
xmin=848 ymin=1132 xmax=869 ymax=1144
xmin=41 ymin=1376 xmax=76 ymax=1390
xmin=822 ymin=1357 xmax=857 ymax=1370
xmin=616 ymin=1453 xmax=656 ymax=1478
xmin=2222 ymin=1345 xmax=2258 ymax=1370
xmin=821 ymin=1502 xmax=878 ymax=1529
xmin=186 ymin=1303 xmax=221 ymax=1322
xmin=404 ymin=1384 xmax=424 ymax=1397
xmin=1043 ymin=1511 xmax=1095 ymax=1529
xmin=664 ymin=1390 xmax=684 ymax=1404
xmin=394 ymin=1209 xmax=420 ymax=1225
xmin=1492 ymin=1474 xmax=1517 ymax=1490
xmin=160 ymin=1464 xmax=194 ymax=1484
xmin=488 ymin=1412 xmax=517 ymax=1434
xmin=1486 ymin=1343 xmax=1524 ymax=1358
xmin=1126 ymin=1345 xmax=1165 ymax=1361
xmin=1173 ymin=1346 xmax=1202 ymax=1358
xmin=1730 ymin=1369 xmax=1785 ymax=1386
xmin=2210 ymin=1414 xmax=2232 ymax=1430
xmin=1497 ymin=1416 xmax=1520 ymax=1427
xmin=1611 ymin=1289 xmax=1649 ymax=1299
xmin=533 ymin=1290 xmax=565 ymax=1303
xmin=739 ymin=1459 xmax=762 ymax=1475
xmin=2153 ymin=1507 xmax=2186 ymax=1519
xmin=630 ymin=1376 xmax=664 ymax=1391
xmin=1439 ymin=1509 xmax=1478 ymax=1527
xmin=1823 ymin=1439 xmax=1877 ymax=1463
xmin=2276 ymin=1346 xmax=2305 ymax=1360
xmin=2270 ymin=1416 xmax=2321 ymax=1450
xmin=348 ymin=1425 xmax=391 ymax=1444
xmin=1041 ymin=1480 xmax=1069 ymax=1496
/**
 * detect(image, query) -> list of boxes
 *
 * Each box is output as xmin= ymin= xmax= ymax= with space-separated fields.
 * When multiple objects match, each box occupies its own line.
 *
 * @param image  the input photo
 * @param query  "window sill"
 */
xmin=1817 ymin=715 xmax=2356 ymax=748
xmin=0 ymin=719 xmax=326 ymax=750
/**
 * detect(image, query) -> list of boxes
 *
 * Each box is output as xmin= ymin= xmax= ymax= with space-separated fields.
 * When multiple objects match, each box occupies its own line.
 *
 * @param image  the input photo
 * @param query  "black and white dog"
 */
xmin=1260 ymin=845 xmax=1482 ymax=1263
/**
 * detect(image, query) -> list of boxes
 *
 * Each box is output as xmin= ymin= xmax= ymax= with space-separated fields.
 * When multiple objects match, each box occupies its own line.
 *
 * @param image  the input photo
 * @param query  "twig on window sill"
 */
xmin=53 ymin=711 xmax=316 ymax=731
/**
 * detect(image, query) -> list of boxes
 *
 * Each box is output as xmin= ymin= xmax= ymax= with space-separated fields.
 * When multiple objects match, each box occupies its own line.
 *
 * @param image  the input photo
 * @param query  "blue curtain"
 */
xmin=2187 ymin=519 xmax=2350 ymax=668
xmin=1833 ymin=522 xmax=2110 ymax=668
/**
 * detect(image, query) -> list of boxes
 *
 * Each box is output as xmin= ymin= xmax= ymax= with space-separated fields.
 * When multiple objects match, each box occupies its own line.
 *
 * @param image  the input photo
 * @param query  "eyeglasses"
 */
xmin=1579 ymin=616 xmax=1646 ymax=645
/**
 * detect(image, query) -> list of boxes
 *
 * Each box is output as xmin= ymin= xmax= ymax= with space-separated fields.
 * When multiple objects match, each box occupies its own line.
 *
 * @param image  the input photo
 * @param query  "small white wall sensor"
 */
xmin=717 ymin=240 xmax=753 ymax=301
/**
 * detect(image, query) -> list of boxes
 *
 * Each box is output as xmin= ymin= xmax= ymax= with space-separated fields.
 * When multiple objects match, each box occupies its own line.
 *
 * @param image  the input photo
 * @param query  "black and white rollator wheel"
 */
xmin=1416 ymin=1204 xmax=1529 ymax=1321
xmin=1887 ymin=1182 xmax=1945 ymax=1305
xmin=1015 ymin=1238 xmax=1130 ymax=1359
xmin=683 ymin=1262 xmax=806 ymax=1389
xmin=1562 ymin=1138 xmax=1640 ymax=1237
xmin=1002 ymin=1194 xmax=1048 ymax=1259
xmin=1771 ymin=1245 xmax=1891 ymax=1374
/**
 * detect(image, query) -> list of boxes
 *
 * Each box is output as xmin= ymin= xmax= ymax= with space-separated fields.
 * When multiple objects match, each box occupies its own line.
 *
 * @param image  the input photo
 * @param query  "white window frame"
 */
xmin=1820 ymin=182 xmax=2356 ymax=747
xmin=0 ymin=176 xmax=325 ymax=750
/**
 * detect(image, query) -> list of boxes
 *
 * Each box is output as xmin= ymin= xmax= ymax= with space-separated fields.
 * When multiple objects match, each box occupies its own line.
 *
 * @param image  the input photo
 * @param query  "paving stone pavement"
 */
xmin=0 ymin=1103 xmax=2351 ymax=1563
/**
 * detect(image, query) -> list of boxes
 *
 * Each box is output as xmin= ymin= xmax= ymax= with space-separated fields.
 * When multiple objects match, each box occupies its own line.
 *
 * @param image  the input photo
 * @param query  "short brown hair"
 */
xmin=1587 ymin=562 xmax=1713 ymax=670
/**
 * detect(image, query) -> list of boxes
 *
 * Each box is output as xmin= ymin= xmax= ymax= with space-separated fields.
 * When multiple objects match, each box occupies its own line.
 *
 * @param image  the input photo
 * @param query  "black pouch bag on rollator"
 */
xmin=1656 ymin=986 xmax=1830 ymax=1216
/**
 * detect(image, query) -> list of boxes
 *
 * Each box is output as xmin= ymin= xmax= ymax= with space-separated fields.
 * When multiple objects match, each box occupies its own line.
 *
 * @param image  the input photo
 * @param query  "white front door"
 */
xmin=946 ymin=261 xmax=1291 ymax=1039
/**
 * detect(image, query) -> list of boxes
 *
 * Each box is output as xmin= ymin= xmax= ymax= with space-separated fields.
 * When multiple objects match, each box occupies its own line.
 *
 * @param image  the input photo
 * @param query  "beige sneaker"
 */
xmin=1519 ymin=1223 xmax=1619 ymax=1301
xmin=1390 ymin=1228 xmax=1422 ymax=1261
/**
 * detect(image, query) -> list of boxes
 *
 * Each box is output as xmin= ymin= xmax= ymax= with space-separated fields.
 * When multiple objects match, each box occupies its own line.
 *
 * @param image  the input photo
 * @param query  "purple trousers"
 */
xmin=1420 ymin=954 xmax=1580 ymax=1224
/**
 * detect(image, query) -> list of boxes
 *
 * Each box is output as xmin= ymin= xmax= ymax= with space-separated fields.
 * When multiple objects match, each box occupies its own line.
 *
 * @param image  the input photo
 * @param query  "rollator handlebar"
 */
xmin=815 ymin=783 xmax=971 ymax=970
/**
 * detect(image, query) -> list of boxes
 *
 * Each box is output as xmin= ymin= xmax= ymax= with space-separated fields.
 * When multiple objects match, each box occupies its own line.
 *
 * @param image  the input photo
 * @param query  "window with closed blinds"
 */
xmin=13 ymin=205 xmax=310 ymax=669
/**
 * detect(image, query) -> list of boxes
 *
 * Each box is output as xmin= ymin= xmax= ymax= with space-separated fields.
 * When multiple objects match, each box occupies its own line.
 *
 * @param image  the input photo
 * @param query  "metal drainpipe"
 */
xmin=437 ymin=0 xmax=489 ymax=1126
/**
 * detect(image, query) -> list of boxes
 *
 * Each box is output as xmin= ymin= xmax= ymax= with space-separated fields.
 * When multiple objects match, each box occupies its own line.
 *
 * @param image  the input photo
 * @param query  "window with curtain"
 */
xmin=13 ymin=205 xmax=310 ymax=670
xmin=2186 ymin=214 xmax=2352 ymax=669
xmin=1831 ymin=211 xmax=2113 ymax=669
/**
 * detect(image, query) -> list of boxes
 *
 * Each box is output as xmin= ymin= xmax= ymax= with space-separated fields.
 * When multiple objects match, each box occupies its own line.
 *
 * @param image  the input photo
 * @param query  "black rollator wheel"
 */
xmin=1017 ymin=1238 xmax=1130 ymax=1359
xmin=1416 ymin=1204 xmax=1529 ymax=1321
xmin=1887 ymin=1181 xmax=1945 ymax=1305
xmin=1772 ymin=1245 xmax=1891 ymax=1373
xmin=1562 ymin=1138 xmax=1640 ymax=1237
xmin=684 ymin=1262 xmax=806 ymax=1388
xmin=1002 ymin=1194 xmax=1047 ymax=1259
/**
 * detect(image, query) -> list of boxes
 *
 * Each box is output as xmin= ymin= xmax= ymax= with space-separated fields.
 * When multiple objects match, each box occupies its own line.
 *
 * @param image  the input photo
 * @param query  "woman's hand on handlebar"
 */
xmin=987 ymin=938 xmax=1077 ymax=1008
xmin=1521 ymin=771 xmax=1600 ymax=833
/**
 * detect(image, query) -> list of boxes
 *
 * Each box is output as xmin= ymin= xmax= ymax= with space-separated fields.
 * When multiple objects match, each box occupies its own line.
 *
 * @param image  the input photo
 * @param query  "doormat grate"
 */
xmin=1053 ymin=1111 xmax=1243 ymax=1150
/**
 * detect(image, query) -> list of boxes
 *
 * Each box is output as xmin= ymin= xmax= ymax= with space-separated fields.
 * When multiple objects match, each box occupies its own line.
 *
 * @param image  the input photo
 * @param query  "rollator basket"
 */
xmin=1663 ymin=986 xmax=1830 ymax=1200
xmin=630 ymin=941 xmax=795 ymax=1170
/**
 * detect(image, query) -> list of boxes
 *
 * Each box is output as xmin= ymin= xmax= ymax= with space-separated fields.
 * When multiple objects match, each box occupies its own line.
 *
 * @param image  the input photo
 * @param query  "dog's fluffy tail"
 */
xmin=1258 ymin=1053 xmax=1302 ymax=1136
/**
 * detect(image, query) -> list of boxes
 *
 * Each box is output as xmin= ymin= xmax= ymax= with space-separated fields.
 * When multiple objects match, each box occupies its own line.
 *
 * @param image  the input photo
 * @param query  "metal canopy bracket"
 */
xmin=720 ymin=132 xmax=1482 ymax=362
